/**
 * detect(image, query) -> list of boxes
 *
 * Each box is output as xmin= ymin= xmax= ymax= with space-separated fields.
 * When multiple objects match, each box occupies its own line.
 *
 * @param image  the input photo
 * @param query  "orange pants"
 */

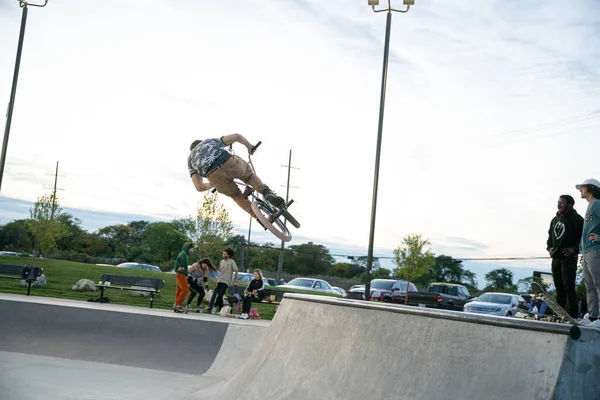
xmin=175 ymin=273 xmax=189 ymax=306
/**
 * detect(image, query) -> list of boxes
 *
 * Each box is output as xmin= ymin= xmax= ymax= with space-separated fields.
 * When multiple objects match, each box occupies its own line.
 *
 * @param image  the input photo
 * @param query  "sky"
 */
xmin=1 ymin=0 xmax=599 ymax=288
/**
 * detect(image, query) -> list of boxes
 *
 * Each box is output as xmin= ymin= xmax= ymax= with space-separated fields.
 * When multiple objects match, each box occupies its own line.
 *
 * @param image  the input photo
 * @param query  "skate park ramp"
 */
xmin=0 ymin=294 xmax=268 ymax=400
xmin=216 ymin=294 xmax=600 ymax=400
xmin=2 ymin=293 xmax=600 ymax=400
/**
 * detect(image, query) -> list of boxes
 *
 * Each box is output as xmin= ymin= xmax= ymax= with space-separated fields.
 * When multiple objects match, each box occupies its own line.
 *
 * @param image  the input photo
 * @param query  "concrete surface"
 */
xmin=0 ymin=293 xmax=267 ymax=399
xmin=217 ymin=294 xmax=600 ymax=400
xmin=1 ymin=292 xmax=599 ymax=400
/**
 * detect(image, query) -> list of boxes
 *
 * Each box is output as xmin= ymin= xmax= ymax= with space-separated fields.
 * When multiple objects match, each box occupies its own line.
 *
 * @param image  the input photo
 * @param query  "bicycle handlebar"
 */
xmin=250 ymin=141 xmax=262 ymax=155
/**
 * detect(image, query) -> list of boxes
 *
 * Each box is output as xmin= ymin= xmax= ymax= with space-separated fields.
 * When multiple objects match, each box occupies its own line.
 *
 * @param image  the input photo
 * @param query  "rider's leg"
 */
xmin=235 ymin=157 xmax=286 ymax=208
xmin=207 ymin=162 xmax=254 ymax=214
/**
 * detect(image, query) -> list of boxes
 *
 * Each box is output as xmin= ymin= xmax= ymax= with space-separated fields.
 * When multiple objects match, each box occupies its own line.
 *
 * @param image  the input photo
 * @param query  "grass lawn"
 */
xmin=0 ymin=256 xmax=338 ymax=320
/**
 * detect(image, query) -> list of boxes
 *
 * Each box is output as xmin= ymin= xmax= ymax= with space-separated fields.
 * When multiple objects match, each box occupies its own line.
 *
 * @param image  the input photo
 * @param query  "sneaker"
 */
xmin=185 ymin=304 xmax=191 ymax=312
xmin=239 ymin=313 xmax=246 ymax=319
xmin=195 ymin=306 xmax=204 ymax=313
xmin=587 ymin=319 xmax=600 ymax=329
xmin=211 ymin=308 xmax=217 ymax=315
xmin=263 ymin=188 xmax=285 ymax=209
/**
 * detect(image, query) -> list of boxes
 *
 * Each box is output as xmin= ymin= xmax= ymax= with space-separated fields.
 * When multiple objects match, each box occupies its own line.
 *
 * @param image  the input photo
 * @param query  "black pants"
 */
xmin=551 ymin=255 xmax=578 ymax=318
xmin=242 ymin=295 xmax=262 ymax=314
xmin=209 ymin=282 xmax=228 ymax=311
xmin=186 ymin=278 xmax=205 ymax=307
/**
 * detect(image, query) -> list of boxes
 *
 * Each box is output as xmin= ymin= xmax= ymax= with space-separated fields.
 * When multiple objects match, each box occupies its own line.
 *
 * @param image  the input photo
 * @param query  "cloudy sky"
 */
xmin=1 ymin=0 xmax=599 ymax=286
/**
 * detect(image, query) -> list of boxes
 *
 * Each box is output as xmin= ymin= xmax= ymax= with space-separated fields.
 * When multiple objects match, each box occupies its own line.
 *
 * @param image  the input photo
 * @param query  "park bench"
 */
xmin=0 ymin=264 xmax=43 ymax=296
xmin=98 ymin=274 xmax=165 ymax=308
xmin=226 ymin=285 xmax=282 ymax=308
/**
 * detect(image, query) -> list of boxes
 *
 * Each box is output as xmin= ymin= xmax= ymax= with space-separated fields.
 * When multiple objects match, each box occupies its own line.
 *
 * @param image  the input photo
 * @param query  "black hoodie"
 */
xmin=546 ymin=208 xmax=584 ymax=258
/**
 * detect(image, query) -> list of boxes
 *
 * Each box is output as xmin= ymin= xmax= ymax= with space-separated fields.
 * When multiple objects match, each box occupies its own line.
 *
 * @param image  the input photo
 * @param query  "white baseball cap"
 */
xmin=575 ymin=178 xmax=600 ymax=190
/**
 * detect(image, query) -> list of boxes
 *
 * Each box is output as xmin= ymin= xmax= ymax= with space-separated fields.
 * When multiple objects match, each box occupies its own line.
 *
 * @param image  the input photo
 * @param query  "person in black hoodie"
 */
xmin=546 ymin=194 xmax=584 ymax=317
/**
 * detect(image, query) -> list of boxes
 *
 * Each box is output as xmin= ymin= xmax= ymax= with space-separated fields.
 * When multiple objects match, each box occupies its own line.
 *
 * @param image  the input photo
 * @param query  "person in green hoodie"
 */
xmin=174 ymin=243 xmax=195 ymax=312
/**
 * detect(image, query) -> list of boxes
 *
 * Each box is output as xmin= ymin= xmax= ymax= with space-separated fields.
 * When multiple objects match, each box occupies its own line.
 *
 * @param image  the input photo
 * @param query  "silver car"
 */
xmin=463 ymin=292 xmax=527 ymax=317
xmin=282 ymin=278 xmax=338 ymax=295
xmin=116 ymin=262 xmax=161 ymax=273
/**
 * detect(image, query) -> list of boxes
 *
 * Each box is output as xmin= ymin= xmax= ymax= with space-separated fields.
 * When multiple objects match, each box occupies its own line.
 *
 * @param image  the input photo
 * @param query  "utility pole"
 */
xmin=0 ymin=0 xmax=49 ymax=194
xmin=246 ymin=214 xmax=252 ymax=272
xmin=276 ymin=150 xmax=299 ymax=280
xmin=44 ymin=161 xmax=64 ymax=221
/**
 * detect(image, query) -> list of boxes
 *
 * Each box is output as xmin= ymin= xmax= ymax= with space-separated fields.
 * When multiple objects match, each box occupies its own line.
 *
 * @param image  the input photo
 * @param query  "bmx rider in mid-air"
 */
xmin=187 ymin=133 xmax=285 ymax=214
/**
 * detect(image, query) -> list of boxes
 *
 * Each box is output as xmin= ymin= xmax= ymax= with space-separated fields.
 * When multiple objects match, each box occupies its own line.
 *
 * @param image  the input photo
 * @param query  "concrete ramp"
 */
xmin=216 ymin=294 xmax=600 ymax=400
xmin=0 ymin=294 xmax=268 ymax=400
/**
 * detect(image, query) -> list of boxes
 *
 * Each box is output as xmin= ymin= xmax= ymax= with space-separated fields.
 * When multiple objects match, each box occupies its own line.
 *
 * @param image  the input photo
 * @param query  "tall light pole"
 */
xmin=0 ymin=0 xmax=48 ymax=193
xmin=364 ymin=0 xmax=414 ymax=300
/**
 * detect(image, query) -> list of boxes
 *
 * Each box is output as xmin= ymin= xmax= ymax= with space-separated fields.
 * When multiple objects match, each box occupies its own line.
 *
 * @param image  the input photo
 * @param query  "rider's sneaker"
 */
xmin=263 ymin=189 xmax=285 ymax=208
xmin=185 ymin=304 xmax=191 ymax=313
xmin=195 ymin=306 xmax=204 ymax=313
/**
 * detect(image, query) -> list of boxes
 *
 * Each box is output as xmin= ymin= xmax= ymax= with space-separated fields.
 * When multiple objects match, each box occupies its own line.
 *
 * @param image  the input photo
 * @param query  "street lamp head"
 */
xmin=368 ymin=0 xmax=379 ymax=5
xmin=403 ymin=0 xmax=415 ymax=5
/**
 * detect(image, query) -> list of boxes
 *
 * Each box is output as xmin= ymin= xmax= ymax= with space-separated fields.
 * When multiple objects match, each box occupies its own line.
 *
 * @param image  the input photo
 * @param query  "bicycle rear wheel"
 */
xmin=251 ymin=200 xmax=292 ymax=242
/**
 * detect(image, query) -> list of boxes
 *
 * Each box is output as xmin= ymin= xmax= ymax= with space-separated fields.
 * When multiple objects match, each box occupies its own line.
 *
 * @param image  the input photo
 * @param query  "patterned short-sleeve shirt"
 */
xmin=188 ymin=137 xmax=229 ymax=177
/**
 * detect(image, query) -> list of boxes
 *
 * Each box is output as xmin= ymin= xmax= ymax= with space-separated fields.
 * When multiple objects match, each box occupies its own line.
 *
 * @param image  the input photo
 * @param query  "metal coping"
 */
xmin=282 ymin=293 xmax=578 ymax=337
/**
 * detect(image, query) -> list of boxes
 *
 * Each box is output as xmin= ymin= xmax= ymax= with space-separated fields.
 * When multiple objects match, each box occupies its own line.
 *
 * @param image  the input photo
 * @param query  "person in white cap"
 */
xmin=576 ymin=178 xmax=600 ymax=326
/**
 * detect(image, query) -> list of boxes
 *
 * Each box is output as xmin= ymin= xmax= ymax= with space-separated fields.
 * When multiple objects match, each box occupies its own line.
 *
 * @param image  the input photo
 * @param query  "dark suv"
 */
xmin=390 ymin=280 xmax=419 ymax=304
xmin=348 ymin=279 xmax=398 ymax=302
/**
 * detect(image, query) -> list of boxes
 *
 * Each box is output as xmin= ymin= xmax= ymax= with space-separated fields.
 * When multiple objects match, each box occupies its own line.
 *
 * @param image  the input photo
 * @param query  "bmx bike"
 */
xmin=212 ymin=141 xmax=300 ymax=242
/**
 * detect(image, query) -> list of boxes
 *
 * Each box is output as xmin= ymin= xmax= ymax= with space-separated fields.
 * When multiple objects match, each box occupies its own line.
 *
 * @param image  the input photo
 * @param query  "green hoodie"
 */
xmin=175 ymin=243 xmax=192 ymax=275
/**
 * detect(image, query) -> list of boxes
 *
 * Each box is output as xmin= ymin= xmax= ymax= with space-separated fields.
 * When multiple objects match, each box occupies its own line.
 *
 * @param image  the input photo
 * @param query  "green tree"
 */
xmin=248 ymin=243 xmax=280 ymax=272
xmin=353 ymin=256 xmax=380 ymax=271
xmin=142 ymin=222 xmax=187 ymax=266
xmin=54 ymin=213 xmax=86 ymax=253
xmin=97 ymin=224 xmax=137 ymax=258
xmin=418 ymin=255 xmax=478 ymax=290
xmin=393 ymin=234 xmax=435 ymax=283
xmin=484 ymin=268 xmax=517 ymax=292
xmin=371 ymin=267 xmax=392 ymax=279
xmin=331 ymin=262 xmax=366 ymax=279
xmin=0 ymin=220 xmax=33 ymax=252
xmin=194 ymin=191 xmax=234 ymax=261
xmin=285 ymin=242 xmax=335 ymax=275
xmin=26 ymin=194 xmax=70 ymax=257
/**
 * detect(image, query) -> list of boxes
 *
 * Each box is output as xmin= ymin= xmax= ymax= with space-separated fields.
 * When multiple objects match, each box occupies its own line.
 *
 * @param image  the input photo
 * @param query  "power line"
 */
xmin=487 ymin=109 xmax=600 ymax=140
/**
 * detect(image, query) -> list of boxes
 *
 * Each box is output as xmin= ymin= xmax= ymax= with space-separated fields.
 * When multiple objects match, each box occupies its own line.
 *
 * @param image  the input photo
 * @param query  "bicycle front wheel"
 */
xmin=251 ymin=200 xmax=292 ymax=242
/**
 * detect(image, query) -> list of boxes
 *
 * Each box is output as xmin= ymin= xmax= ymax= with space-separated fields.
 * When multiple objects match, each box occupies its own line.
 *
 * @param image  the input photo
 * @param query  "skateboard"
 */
xmin=531 ymin=282 xmax=578 ymax=326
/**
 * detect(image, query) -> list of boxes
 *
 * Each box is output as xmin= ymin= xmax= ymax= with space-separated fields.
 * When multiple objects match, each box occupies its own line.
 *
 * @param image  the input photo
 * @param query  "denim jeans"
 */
xmin=582 ymin=248 xmax=600 ymax=319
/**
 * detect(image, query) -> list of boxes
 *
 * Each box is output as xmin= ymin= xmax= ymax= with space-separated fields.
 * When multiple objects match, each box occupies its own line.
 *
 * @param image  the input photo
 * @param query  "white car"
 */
xmin=463 ymin=292 xmax=527 ymax=317
xmin=116 ymin=262 xmax=161 ymax=273
xmin=282 ymin=278 xmax=338 ymax=295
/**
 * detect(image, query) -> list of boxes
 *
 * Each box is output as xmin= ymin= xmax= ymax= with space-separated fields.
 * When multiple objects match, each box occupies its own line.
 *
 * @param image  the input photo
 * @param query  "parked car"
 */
xmin=0 ymin=251 xmax=19 ymax=256
xmin=264 ymin=278 xmax=279 ymax=287
xmin=116 ymin=262 xmax=161 ymax=273
xmin=332 ymin=286 xmax=346 ymax=297
xmin=348 ymin=279 xmax=399 ymax=302
xmin=282 ymin=278 xmax=338 ymax=295
xmin=405 ymin=283 xmax=472 ymax=311
xmin=463 ymin=292 xmax=528 ymax=317
xmin=236 ymin=272 xmax=254 ymax=284
xmin=390 ymin=280 xmax=419 ymax=304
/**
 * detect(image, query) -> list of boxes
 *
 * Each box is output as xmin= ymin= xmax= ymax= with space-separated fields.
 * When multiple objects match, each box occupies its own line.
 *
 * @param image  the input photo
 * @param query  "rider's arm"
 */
xmin=191 ymin=174 xmax=213 ymax=192
xmin=221 ymin=133 xmax=255 ymax=154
